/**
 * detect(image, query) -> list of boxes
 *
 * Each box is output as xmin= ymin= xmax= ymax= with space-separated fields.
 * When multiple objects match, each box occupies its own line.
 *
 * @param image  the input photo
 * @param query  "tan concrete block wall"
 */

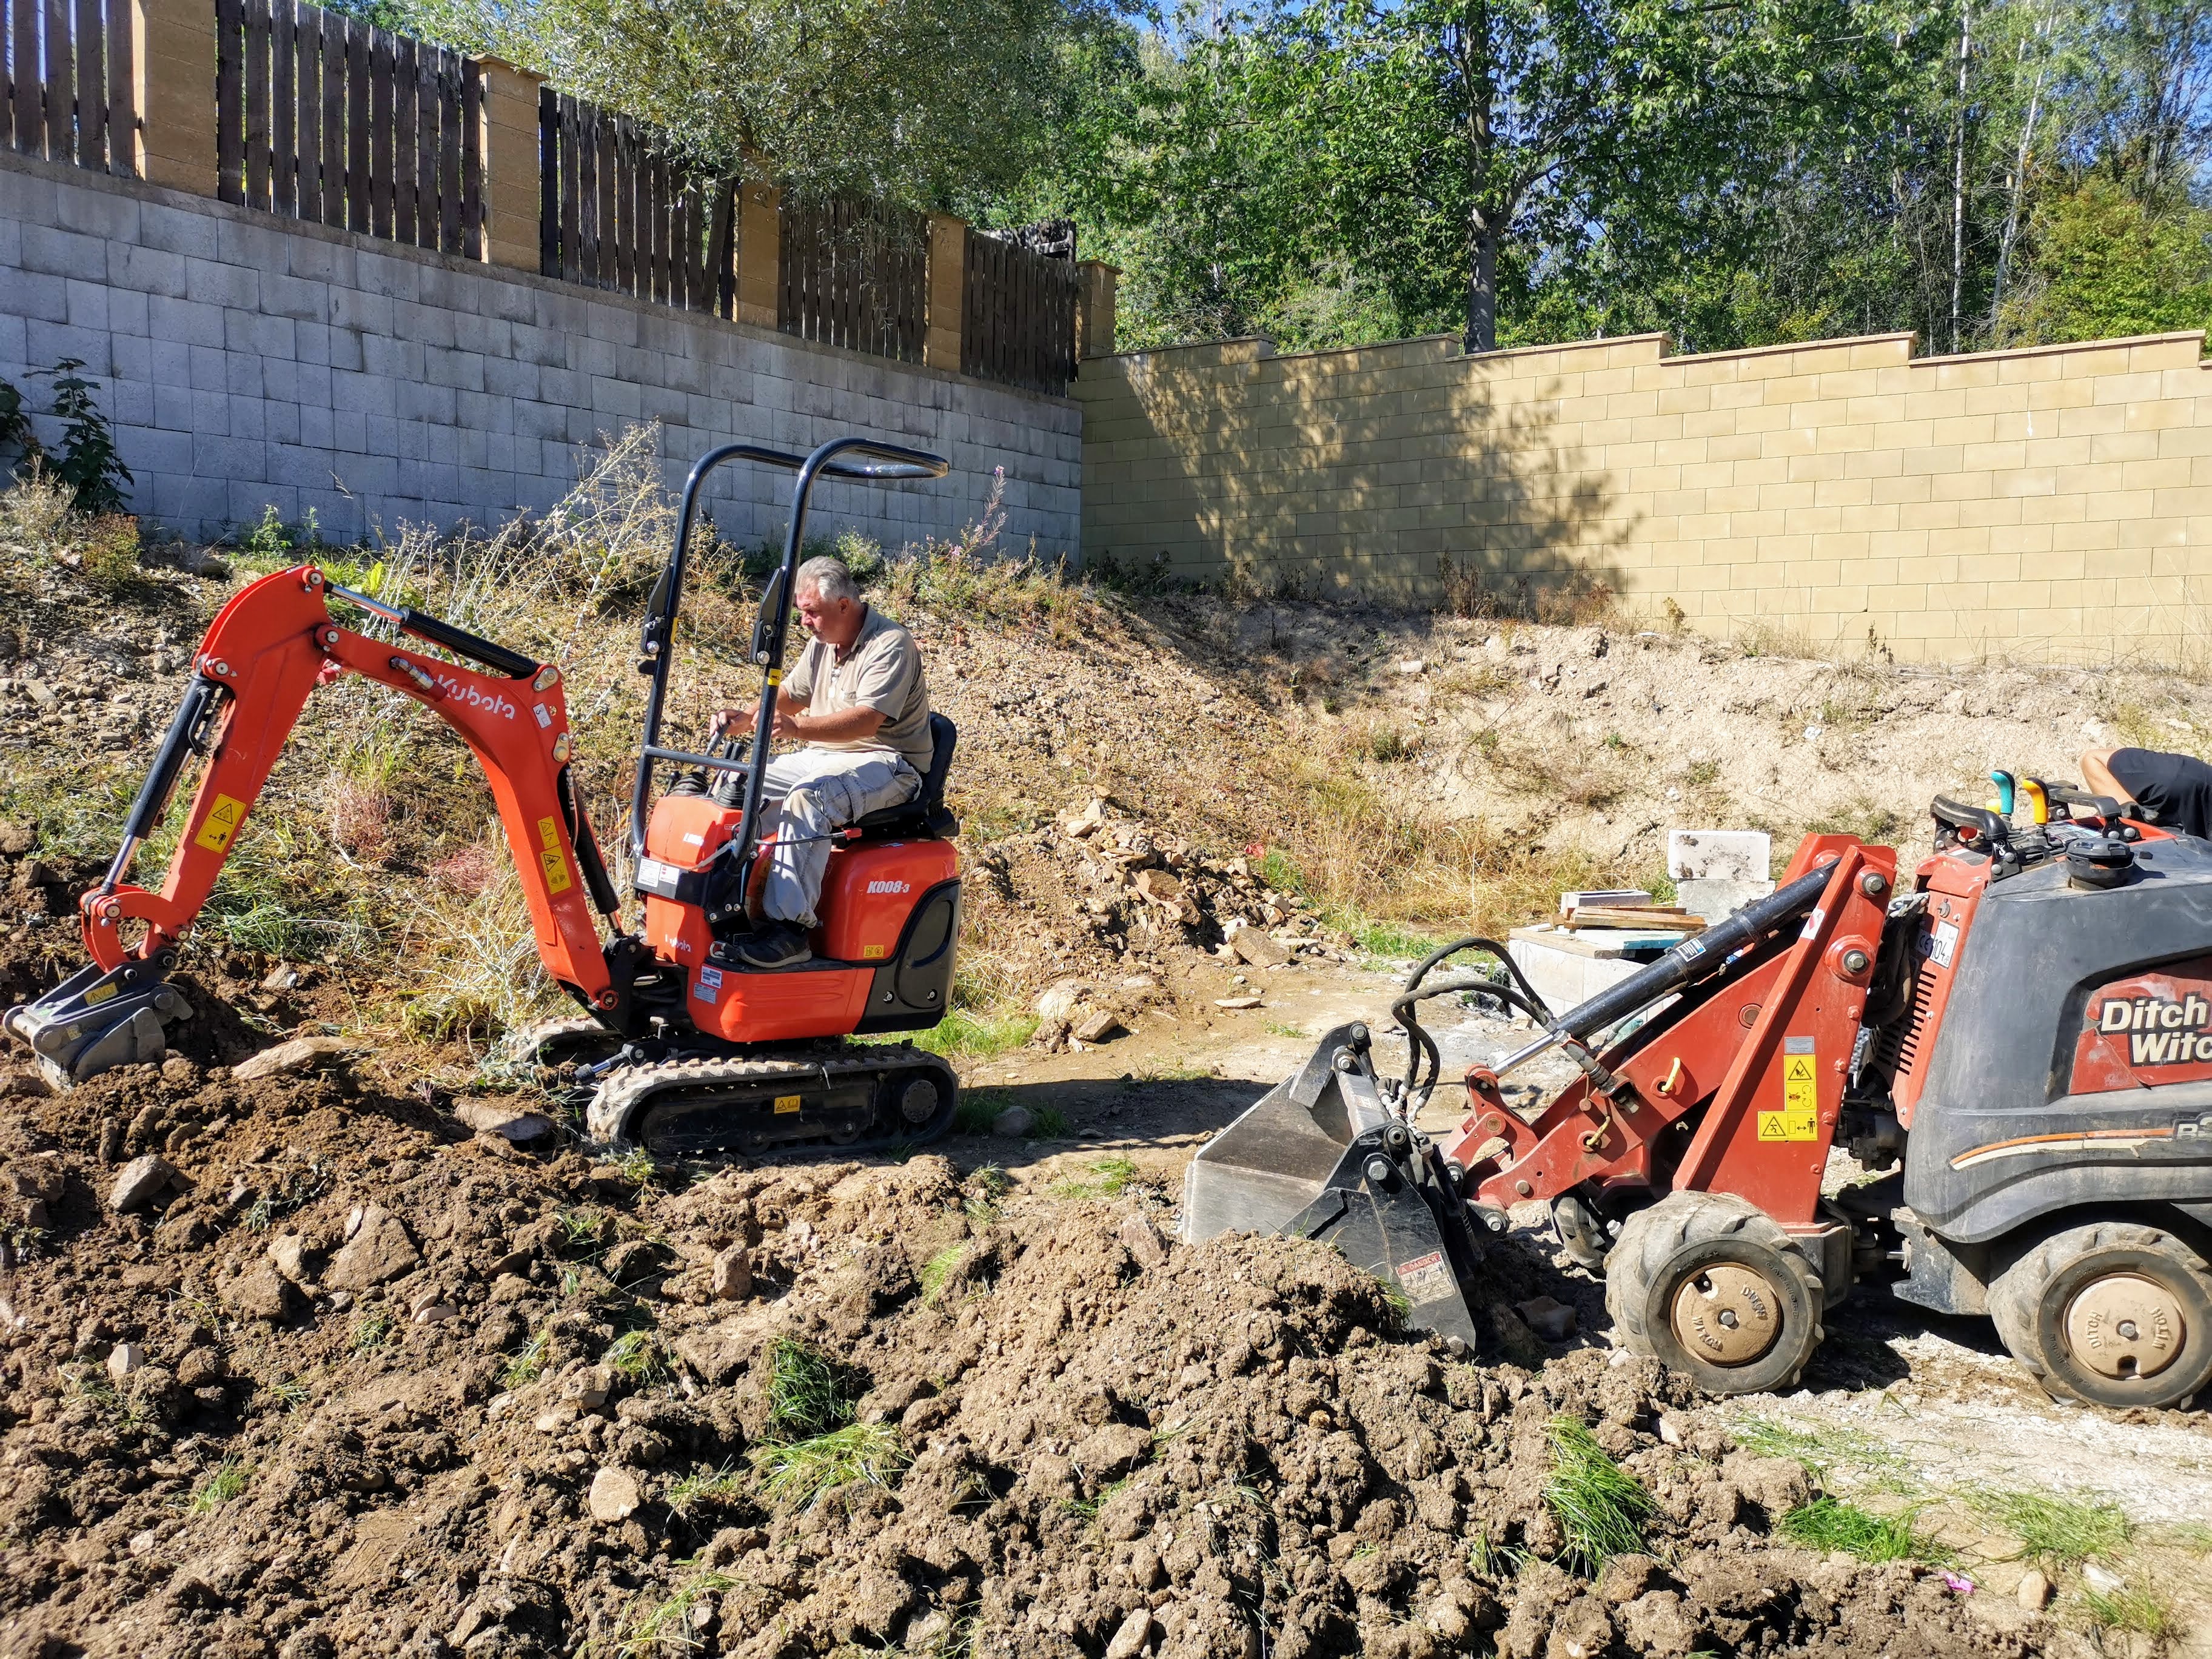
xmin=1073 ymin=326 xmax=2212 ymax=665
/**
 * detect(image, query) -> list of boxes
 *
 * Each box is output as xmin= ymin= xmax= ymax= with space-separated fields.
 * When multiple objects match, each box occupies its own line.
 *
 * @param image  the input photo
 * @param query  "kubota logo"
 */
xmin=866 ymin=879 xmax=910 ymax=895
xmin=434 ymin=671 xmax=517 ymax=719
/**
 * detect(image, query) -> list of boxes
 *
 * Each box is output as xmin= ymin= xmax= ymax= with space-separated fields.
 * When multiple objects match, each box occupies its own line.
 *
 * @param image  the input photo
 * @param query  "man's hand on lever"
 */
xmin=712 ymin=701 xmax=880 ymax=746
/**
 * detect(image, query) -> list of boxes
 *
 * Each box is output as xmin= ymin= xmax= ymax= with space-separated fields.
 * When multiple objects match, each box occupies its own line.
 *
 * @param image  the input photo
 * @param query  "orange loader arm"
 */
xmin=80 ymin=563 xmax=617 ymax=1006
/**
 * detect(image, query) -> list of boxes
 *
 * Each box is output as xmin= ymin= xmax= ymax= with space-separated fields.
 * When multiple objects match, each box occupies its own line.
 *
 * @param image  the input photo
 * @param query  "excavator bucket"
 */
xmin=1180 ymin=1021 xmax=1492 ymax=1349
xmin=4 ymin=959 xmax=192 ymax=1090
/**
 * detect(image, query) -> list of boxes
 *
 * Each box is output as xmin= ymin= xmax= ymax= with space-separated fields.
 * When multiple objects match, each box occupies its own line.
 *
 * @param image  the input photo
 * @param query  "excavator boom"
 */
xmin=5 ymin=563 xmax=618 ymax=1085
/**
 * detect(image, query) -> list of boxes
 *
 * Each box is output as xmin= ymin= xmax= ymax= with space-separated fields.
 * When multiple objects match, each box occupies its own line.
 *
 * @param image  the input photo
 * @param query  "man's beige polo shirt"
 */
xmin=783 ymin=605 xmax=934 ymax=771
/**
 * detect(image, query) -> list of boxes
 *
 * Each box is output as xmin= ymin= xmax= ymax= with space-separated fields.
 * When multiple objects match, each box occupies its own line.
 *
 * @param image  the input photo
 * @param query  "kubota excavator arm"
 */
xmin=5 ymin=563 xmax=620 ymax=1085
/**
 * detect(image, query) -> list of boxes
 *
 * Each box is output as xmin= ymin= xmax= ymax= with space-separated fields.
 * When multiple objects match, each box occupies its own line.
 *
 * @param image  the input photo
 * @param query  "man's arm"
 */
xmin=711 ymin=698 xmax=885 ymax=743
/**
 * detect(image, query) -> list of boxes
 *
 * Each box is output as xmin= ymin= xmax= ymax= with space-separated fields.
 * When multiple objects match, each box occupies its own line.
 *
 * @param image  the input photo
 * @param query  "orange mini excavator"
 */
xmin=5 ymin=438 xmax=968 ymax=1156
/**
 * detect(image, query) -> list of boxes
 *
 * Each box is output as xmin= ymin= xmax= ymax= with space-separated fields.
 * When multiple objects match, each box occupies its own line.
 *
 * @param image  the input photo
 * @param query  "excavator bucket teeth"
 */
xmin=4 ymin=960 xmax=190 ymax=1090
xmin=1181 ymin=1022 xmax=1490 ymax=1351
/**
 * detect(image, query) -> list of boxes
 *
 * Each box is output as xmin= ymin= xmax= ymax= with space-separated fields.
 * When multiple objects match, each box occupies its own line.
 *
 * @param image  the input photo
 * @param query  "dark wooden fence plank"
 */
xmin=318 ymin=13 xmax=342 ymax=223
xmin=343 ymin=18 xmax=366 ymax=230
xmin=295 ymin=2 xmax=319 ymax=218
xmin=435 ymin=48 xmax=459 ymax=252
xmin=414 ymin=38 xmax=436 ymax=247
xmin=460 ymin=54 xmax=478 ymax=255
xmin=592 ymin=102 xmax=613 ymax=289
xmin=76 ymin=0 xmax=103 ymax=169
xmin=243 ymin=0 xmax=269 ymax=206
xmin=270 ymin=0 xmax=294 ymax=209
xmin=538 ymin=82 xmax=558 ymax=275
xmin=389 ymin=30 xmax=413 ymax=241
xmin=42 ymin=0 xmax=67 ymax=161
xmin=13 ymin=0 xmax=38 ymax=155
xmin=366 ymin=24 xmax=389 ymax=235
xmin=215 ymin=0 xmax=243 ymax=195
xmin=107 ymin=0 xmax=133 ymax=173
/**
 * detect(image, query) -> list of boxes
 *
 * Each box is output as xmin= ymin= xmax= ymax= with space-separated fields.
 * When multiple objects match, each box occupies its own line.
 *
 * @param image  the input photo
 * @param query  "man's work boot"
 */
xmin=733 ymin=921 xmax=812 ymax=970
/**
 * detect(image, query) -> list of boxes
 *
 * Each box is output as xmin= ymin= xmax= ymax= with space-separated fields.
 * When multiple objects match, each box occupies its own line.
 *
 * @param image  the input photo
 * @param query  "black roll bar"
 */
xmin=627 ymin=437 xmax=950 ymax=882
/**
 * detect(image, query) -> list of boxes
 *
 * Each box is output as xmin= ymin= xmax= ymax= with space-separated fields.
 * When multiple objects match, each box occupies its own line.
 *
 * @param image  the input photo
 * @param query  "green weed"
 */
xmin=765 ymin=1338 xmax=856 ymax=1441
xmin=1050 ymin=1155 xmax=1138 ymax=1199
xmin=1728 ymin=1416 xmax=1914 ymax=1487
xmin=756 ymin=1422 xmax=911 ymax=1510
xmin=611 ymin=1566 xmax=739 ymax=1655
xmin=603 ymin=1330 xmax=669 ymax=1389
xmin=912 ymin=1008 xmax=1041 ymax=1059
xmin=920 ymin=1244 xmax=970 ymax=1305
xmin=1779 ymin=1497 xmax=1939 ymax=1563
xmin=1263 ymin=1021 xmax=1307 ymax=1039
xmin=350 ymin=1307 xmax=395 ymax=1352
xmin=1544 ymin=1416 xmax=1653 ymax=1574
xmin=963 ymin=1165 xmax=1010 ymax=1225
xmin=2082 ymin=1583 xmax=2177 ymax=1640
xmin=502 ymin=1326 xmax=552 ymax=1388
xmin=952 ymin=1090 xmax=1007 ymax=1135
xmin=265 ymin=1376 xmax=314 ymax=1411
xmin=1030 ymin=1104 xmax=1072 ymax=1139
xmin=185 ymin=1457 xmax=250 ymax=1517
xmin=664 ymin=1462 xmax=746 ymax=1518
xmin=1970 ymin=1490 xmax=2133 ymax=1569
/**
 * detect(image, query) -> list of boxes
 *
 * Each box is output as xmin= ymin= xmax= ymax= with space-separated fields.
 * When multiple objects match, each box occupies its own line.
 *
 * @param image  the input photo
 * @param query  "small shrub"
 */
xmin=36 ymin=359 xmax=132 ymax=512
xmin=350 ymin=1307 xmax=396 ymax=1352
xmin=0 ymin=466 xmax=74 ymax=555
xmin=2082 ymin=1583 xmax=2176 ymax=1640
xmin=184 ymin=1457 xmax=250 ymax=1516
xmin=76 ymin=512 xmax=141 ymax=589
xmin=603 ymin=1329 xmax=669 ymax=1387
xmin=1544 ymin=1416 xmax=1652 ymax=1574
xmin=664 ymin=1462 xmax=745 ymax=1518
xmin=501 ymin=1326 xmax=552 ymax=1388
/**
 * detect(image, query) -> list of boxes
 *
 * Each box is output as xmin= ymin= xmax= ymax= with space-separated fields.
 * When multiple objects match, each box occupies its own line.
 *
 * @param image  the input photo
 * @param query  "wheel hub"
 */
xmin=1670 ymin=1262 xmax=1783 ymax=1366
xmin=2063 ymin=1272 xmax=2186 ymax=1380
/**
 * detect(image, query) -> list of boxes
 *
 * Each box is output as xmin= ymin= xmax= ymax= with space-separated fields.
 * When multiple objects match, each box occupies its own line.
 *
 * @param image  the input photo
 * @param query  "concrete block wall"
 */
xmin=2 ymin=153 xmax=1081 ymax=555
xmin=1075 ymin=327 xmax=2212 ymax=665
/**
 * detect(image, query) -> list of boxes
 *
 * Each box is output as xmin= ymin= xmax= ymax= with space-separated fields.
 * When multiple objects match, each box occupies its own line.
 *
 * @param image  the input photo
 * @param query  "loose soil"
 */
xmin=4 ymin=552 xmax=2212 ymax=1657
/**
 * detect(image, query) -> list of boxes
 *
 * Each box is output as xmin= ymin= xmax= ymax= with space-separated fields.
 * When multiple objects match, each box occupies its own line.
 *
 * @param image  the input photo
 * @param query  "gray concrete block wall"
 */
xmin=0 ymin=153 xmax=1081 ymax=556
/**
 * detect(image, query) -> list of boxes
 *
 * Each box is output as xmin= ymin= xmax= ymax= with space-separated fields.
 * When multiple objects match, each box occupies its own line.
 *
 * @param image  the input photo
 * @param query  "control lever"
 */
xmin=2018 ymin=776 xmax=2050 ymax=825
xmin=1988 ymin=769 xmax=2016 ymax=817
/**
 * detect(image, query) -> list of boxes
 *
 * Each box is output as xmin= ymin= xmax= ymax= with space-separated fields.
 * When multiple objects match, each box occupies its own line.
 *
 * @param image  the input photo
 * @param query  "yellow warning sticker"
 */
xmin=1760 ymin=1048 xmax=1820 ymax=1141
xmin=193 ymin=793 xmax=248 ymax=854
xmin=537 ymin=816 xmax=563 ymax=852
xmin=774 ymin=1094 xmax=802 ymax=1115
xmin=84 ymin=981 xmax=118 ymax=1007
xmin=540 ymin=848 xmax=572 ymax=895
xmin=862 ymin=943 xmax=888 ymax=960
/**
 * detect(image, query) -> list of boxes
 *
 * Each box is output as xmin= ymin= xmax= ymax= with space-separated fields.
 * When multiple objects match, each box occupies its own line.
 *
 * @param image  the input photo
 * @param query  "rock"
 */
xmin=109 ymin=1155 xmax=180 ymax=1215
xmin=229 ymin=1036 xmax=352 ymax=1084
xmin=2082 ymin=1562 xmax=2124 ymax=1597
xmin=1228 ymin=928 xmax=1292 ymax=968
xmin=2017 ymin=1569 xmax=2051 ymax=1611
xmin=1215 ymin=996 xmax=1264 ymax=1010
xmin=1104 ymin=1607 xmax=1156 ymax=1659
xmin=1118 ymin=1210 xmax=1167 ymax=1269
xmin=176 ymin=1348 xmax=224 ymax=1389
xmin=454 ymin=1101 xmax=555 ymax=1144
xmin=1657 ymin=1411 xmax=1689 ymax=1447
xmin=1034 ymin=978 xmax=1092 ymax=1023
xmin=412 ymin=1302 xmax=458 ymax=1326
xmin=266 ymin=1234 xmax=320 ymax=1285
xmin=991 ymin=1104 xmax=1036 ymax=1139
xmin=1720 ymin=1452 xmax=1814 ymax=1520
xmin=711 ymin=1243 xmax=753 ymax=1301
xmin=221 ymin=1266 xmax=304 ymax=1322
xmin=1061 ymin=799 xmax=1107 ymax=838
xmin=324 ymin=1205 xmax=421 ymax=1290
xmin=490 ymin=1273 xmax=534 ymax=1303
xmin=0 ymin=819 xmax=33 ymax=856
xmin=106 ymin=1342 xmax=146 ymax=1381
xmin=1395 ymin=658 xmax=1427 ymax=675
xmin=1071 ymin=1008 xmax=1124 ymax=1044
xmin=587 ymin=1466 xmax=643 ymax=1524
xmin=260 ymin=962 xmax=302 ymax=992
xmin=1070 ymin=1423 xmax=1151 ymax=1481
xmin=1516 ymin=1295 xmax=1578 ymax=1341
xmin=1620 ymin=1590 xmax=1697 ymax=1658
xmin=1131 ymin=868 xmax=1184 ymax=905
xmin=671 ymin=1305 xmax=780 ymax=1386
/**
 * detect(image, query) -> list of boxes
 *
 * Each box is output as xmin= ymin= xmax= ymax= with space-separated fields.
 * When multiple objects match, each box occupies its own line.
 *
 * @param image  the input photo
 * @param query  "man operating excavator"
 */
xmin=711 ymin=555 xmax=935 ymax=969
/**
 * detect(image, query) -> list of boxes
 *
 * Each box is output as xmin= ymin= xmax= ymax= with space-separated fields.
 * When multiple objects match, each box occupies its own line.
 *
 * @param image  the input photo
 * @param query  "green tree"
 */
xmin=412 ymin=0 xmax=1102 ymax=204
xmin=2000 ymin=176 xmax=2212 ymax=338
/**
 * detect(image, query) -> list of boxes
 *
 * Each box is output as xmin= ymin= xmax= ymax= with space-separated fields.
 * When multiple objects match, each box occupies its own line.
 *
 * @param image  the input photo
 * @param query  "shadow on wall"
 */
xmin=1082 ymin=337 xmax=1635 ymax=614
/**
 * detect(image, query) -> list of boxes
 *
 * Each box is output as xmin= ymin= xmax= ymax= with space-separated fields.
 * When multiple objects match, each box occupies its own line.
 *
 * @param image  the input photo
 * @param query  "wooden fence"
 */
xmin=537 ymin=89 xmax=733 ymax=313
xmin=963 ymin=229 xmax=1079 ymax=395
xmin=215 ymin=0 xmax=480 ymax=254
xmin=779 ymin=194 xmax=929 ymax=364
xmin=4 ymin=0 xmax=134 ymax=173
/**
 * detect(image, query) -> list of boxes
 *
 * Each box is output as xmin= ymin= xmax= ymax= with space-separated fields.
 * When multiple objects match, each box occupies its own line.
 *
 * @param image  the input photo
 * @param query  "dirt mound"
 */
xmin=1 ymin=1048 xmax=2029 ymax=1658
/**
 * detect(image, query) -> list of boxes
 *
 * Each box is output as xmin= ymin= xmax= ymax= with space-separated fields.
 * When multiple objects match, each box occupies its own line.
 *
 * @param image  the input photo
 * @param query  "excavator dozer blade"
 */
xmin=4 ymin=960 xmax=190 ymax=1090
xmin=1181 ymin=1022 xmax=1493 ymax=1350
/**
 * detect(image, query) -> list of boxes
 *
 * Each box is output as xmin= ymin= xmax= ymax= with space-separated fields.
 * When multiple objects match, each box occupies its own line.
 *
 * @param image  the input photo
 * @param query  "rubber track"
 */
xmin=586 ymin=1046 xmax=954 ymax=1155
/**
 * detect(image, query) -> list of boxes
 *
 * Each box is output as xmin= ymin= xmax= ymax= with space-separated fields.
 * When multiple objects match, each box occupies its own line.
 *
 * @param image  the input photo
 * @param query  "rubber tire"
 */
xmin=1604 ymin=1191 xmax=1826 ymax=1396
xmin=1986 ymin=1220 xmax=2212 ymax=1410
xmin=1552 ymin=1193 xmax=1610 ymax=1275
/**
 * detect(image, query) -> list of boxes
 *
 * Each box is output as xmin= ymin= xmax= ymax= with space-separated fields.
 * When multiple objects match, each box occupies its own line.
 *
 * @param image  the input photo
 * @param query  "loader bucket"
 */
xmin=1181 ymin=1022 xmax=1490 ymax=1349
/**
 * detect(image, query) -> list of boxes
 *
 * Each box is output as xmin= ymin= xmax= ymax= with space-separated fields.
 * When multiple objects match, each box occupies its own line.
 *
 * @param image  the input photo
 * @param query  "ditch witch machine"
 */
xmin=5 ymin=438 xmax=970 ymax=1156
xmin=1187 ymin=793 xmax=2212 ymax=1409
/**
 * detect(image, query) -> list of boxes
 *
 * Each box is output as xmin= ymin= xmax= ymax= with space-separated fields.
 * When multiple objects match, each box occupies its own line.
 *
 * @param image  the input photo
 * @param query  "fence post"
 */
xmin=1077 ymin=260 xmax=1119 ymax=360
xmin=476 ymin=56 xmax=541 ymax=272
xmin=734 ymin=159 xmax=779 ymax=327
xmin=925 ymin=213 xmax=965 ymax=372
xmin=136 ymin=0 xmax=218 ymax=194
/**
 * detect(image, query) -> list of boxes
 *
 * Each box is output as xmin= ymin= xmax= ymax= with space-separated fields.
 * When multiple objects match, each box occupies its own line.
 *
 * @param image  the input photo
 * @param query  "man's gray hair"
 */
xmin=795 ymin=555 xmax=860 ymax=603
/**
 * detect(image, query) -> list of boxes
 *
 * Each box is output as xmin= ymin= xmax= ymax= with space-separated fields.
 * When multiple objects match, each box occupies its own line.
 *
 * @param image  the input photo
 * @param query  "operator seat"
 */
xmin=854 ymin=712 xmax=959 ymax=840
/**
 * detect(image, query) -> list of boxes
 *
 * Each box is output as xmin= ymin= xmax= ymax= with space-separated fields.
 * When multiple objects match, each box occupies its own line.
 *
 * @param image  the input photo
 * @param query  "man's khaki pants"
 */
xmin=758 ymin=749 xmax=920 ymax=928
